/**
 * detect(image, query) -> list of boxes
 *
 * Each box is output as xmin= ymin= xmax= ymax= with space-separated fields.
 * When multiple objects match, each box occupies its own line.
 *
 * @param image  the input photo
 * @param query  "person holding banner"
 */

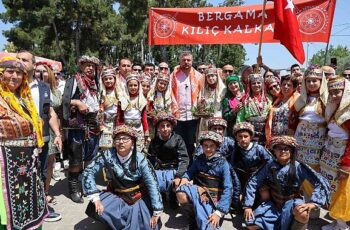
xmin=170 ymin=51 xmax=203 ymax=164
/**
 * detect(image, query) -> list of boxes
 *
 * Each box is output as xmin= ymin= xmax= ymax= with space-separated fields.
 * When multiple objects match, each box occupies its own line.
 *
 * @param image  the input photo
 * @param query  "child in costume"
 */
xmin=176 ymin=131 xmax=238 ymax=230
xmin=148 ymin=111 xmax=189 ymax=208
xmin=243 ymin=136 xmax=330 ymax=230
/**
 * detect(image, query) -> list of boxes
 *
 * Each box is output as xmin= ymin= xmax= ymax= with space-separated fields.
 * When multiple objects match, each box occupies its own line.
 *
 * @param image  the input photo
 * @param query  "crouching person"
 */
xmin=176 ymin=131 xmax=233 ymax=230
xmin=82 ymin=125 xmax=163 ymax=230
xmin=148 ymin=111 xmax=189 ymax=207
xmin=243 ymin=136 xmax=330 ymax=230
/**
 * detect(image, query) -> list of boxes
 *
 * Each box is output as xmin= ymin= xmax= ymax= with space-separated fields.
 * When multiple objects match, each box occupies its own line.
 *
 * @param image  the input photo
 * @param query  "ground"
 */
xmin=43 ymin=170 xmax=333 ymax=230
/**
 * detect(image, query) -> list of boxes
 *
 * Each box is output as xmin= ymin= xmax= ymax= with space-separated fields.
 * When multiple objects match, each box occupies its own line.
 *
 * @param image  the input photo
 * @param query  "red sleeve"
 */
xmin=116 ymin=103 xmax=124 ymax=126
xmin=141 ymin=108 xmax=149 ymax=135
xmin=340 ymin=120 xmax=350 ymax=168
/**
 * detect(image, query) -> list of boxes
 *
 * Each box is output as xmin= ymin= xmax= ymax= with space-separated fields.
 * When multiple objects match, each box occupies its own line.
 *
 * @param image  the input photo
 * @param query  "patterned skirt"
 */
xmin=0 ymin=146 xmax=48 ymax=230
xmin=319 ymin=135 xmax=347 ymax=196
xmin=295 ymin=120 xmax=327 ymax=168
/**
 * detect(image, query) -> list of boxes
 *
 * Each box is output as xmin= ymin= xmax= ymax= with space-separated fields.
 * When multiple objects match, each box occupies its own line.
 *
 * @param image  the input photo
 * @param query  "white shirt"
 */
xmin=177 ymin=72 xmax=193 ymax=121
xmin=29 ymin=79 xmax=40 ymax=113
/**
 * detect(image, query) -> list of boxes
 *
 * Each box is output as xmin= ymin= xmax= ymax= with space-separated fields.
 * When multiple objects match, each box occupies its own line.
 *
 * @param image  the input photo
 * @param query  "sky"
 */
xmin=1 ymin=0 xmax=349 ymax=69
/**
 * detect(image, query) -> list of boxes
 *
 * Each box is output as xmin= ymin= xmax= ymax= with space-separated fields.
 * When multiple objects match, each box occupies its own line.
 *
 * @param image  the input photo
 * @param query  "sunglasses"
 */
xmin=223 ymin=70 xmax=234 ymax=74
xmin=133 ymin=69 xmax=142 ymax=72
xmin=269 ymin=84 xmax=279 ymax=90
xmin=343 ymin=74 xmax=350 ymax=78
xmin=122 ymin=64 xmax=131 ymax=67
xmin=159 ymin=67 xmax=168 ymax=70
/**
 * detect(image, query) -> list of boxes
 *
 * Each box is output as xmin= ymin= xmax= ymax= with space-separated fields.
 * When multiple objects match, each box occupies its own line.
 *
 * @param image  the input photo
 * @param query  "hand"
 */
xmin=293 ymin=203 xmax=315 ymax=216
xmin=94 ymin=200 xmax=104 ymax=215
xmin=78 ymin=102 xmax=89 ymax=114
xmin=53 ymin=136 xmax=63 ymax=152
xmin=178 ymin=178 xmax=190 ymax=187
xmin=208 ymin=213 xmax=220 ymax=229
xmin=198 ymin=186 xmax=209 ymax=203
xmin=244 ymin=208 xmax=254 ymax=221
xmin=172 ymin=178 xmax=181 ymax=191
xmin=150 ymin=215 xmax=160 ymax=229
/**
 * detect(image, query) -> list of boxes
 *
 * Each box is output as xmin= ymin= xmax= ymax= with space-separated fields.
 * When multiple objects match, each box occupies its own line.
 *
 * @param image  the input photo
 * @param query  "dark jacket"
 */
xmin=148 ymin=133 xmax=189 ymax=178
xmin=36 ymin=81 xmax=51 ymax=139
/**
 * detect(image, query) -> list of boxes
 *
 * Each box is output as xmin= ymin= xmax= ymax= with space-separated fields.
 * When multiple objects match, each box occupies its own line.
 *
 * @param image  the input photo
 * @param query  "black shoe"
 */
xmin=70 ymin=192 xmax=84 ymax=203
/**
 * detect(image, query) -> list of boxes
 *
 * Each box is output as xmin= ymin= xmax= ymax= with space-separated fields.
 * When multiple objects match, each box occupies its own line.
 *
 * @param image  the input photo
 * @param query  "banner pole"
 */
xmin=256 ymin=0 xmax=267 ymax=73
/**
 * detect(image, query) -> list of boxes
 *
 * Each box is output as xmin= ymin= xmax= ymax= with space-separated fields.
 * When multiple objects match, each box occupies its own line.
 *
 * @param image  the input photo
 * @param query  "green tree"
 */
xmin=310 ymin=45 xmax=350 ymax=74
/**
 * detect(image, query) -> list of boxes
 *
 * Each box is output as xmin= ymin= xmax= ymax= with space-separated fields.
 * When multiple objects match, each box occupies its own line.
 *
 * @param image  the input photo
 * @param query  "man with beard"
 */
xmin=170 ymin=51 xmax=203 ymax=165
xmin=62 ymin=55 xmax=100 ymax=203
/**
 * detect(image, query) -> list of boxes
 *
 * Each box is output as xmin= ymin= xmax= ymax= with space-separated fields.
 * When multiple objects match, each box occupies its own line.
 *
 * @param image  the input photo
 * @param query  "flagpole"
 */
xmin=256 ymin=0 xmax=267 ymax=73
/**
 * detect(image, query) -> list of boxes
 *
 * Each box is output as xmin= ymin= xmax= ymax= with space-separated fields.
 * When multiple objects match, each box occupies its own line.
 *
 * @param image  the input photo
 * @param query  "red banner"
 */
xmin=148 ymin=0 xmax=336 ymax=45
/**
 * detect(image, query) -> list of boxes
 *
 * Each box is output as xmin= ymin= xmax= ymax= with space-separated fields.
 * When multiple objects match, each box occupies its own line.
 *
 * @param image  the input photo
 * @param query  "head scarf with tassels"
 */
xmin=0 ymin=56 xmax=44 ymax=147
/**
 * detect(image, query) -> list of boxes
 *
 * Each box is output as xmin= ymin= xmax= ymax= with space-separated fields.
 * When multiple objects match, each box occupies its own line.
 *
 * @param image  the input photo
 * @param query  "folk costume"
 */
xmin=147 ymin=73 xmax=172 ymax=116
xmin=294 ymin=70 xmax=328 ymax=171
xmin=99 ymin=68 xmax=118 ymax=149
xmin=231 ymin=122 xmax=273 ymax=187
xmin=221 ymin=75 xmax=244 ymax=136
xmin=236 ymin=74 xmax=272 ymax=144
xmin=117 ymin=74 xmax=149 ymax=152
xmin=148 ymin=112 xmax=189 ymax=194
xmin=0 ymin=57 xmax=48 ymax=230
xmin=62 ymin=55 xmax=100 ymax=203
xmin=243 ymin=136 xmax=330 ymax=230
xmin=194 ymin=118 xmax=235 ymax=160
xmin=83 ymin=125 xmax=163 ymax=230
xmin=321 ymin=77 xmax=350 ymax=222
xmin=177 ymin=131 xmax=235 ymax=230
xmin=196 ymin=68 xmax=226 ymax=134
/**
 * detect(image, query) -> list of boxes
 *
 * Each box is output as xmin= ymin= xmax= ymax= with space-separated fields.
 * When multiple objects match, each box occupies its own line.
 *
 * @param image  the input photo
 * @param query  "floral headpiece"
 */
xmin=78 ymin=55 xmax=100 ymax=66
xmin=248 ymin=73 xmax=263 ymax=83
xmin=265 ymin=76 xmax=279 ymax=88
xmin=328 ymin=76 xmax=345 ymax=91
xmin=156 ymin=73 xmax=170 ymax=82
xmin=152 ymin=111 xmax=177 ymax=127
xmin=305 ymin=68 xmax=322 ymax=79
xmin=208 ymin=117 xmax=227 ymax=129
xmin=0 ymin=58 xmax=27 ymax=73
xmin=270 ymin=135 xmax=297 ymax=149
xmin=101 ymin=68 xmax=116 ymax=78
xmin=198 ymin=131 xmax=223 ymax=146
xmin=113 ymin=125 xmax=138 ymax=139
xmin=126 ymin=74 xmax=139 ymax=83
xmin=233 ymin=122 xmax=255 ymax=136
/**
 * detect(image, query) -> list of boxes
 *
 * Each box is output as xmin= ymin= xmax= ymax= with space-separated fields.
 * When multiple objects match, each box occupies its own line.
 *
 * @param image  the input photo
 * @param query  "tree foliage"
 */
xmin=1 ymin=0 xmax=246 ymax=73
xmin=310 ymin=45 xmax=350 ymax=74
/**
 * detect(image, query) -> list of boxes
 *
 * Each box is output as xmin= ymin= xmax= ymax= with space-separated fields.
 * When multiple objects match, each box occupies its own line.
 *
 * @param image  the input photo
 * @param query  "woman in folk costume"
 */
xmin=264 ymin=74 xmax=281 ymax=104
xmin=320 ymin=76 xmax=350 ymax=230
xmin=265 ymin=74 xmax=299 ymax=146
xmin=196 ymin=68 xmax=226 ymax=134
xmin=83 ymin=125 xmax=163 ymax=230
xmin=243 ymin=136 xmax=330 ymax=230
xmin=0 ymin=56 xmax=48 ymax=229
xmin=99 ymin=67 xmax=119 ymax=149
xmin=293 ymin=69 xmax=328 ymax=172
xmin=140 ymin=73 xmax=152 ymax=99
xmin=236 ymin=73 xmax=272 ymax=145
xmin=117 ymin=74 xmax=149 ymax=152
xmin=221 ymin=75 xmax=244 ymax=137
xmin=147 ymin=72 xmax=172 ymax=116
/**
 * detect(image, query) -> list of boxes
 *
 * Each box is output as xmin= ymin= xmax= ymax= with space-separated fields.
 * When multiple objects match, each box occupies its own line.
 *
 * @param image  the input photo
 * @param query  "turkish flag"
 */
xmin=274 ymin=0 xmax=305 ymax=64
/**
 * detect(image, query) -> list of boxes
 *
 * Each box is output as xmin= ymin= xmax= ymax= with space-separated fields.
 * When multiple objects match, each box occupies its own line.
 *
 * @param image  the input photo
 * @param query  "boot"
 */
xmin=290 ymin=220 xmax=308 ymax=230
xmin=68 ymin=172 xmax=84 ymax=203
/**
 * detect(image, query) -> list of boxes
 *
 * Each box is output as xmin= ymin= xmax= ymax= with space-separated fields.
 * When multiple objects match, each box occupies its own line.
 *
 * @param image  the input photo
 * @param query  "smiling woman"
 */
xmin=0 ymin=56 xmax=47 ymax=230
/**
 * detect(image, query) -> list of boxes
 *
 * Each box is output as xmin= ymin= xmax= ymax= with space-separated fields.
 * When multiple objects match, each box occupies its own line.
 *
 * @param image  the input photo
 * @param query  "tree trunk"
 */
xmin=52 ymin=19 xmax=67 ymax=66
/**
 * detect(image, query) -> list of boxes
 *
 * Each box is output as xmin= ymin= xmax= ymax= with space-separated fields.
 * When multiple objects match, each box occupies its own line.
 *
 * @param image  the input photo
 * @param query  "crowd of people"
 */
xmin=0 ymin=49 xmax=349 ymax=230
